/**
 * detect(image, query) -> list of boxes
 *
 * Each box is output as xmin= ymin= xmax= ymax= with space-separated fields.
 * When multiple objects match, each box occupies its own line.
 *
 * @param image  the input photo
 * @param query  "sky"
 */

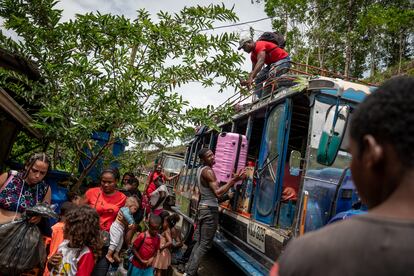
xmin=55 ymin=0 xmax=273 ymax=109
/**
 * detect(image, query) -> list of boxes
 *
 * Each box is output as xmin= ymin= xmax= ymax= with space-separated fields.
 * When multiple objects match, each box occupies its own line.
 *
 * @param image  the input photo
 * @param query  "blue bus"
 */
xmin=172 ymin=72 xmax=376 ymax=275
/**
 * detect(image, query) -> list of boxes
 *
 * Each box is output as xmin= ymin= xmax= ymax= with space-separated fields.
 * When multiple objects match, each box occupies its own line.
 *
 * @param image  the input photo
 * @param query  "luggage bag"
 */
xmin=213 ymin=132 xmax=248 ymax=184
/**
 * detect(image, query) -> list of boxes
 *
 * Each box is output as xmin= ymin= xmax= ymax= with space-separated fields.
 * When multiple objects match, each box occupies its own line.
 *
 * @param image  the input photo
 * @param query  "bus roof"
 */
xmin=310 ymin=77 xmax=377 ymax=104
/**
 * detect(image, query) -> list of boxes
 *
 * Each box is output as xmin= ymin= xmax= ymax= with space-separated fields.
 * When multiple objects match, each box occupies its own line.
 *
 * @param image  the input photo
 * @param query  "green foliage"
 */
xmin=258 ymin=0 xmax=413 ymax=78
xmin=0 ymin=0 xmax=245 ymax=186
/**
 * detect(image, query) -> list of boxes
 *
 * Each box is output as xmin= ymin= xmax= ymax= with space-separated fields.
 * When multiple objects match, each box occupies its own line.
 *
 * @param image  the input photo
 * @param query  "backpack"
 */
xmin=258 ymin=32 xmax=286 ymax=49
xmin=124 ymin=232 xmax=147 ymax=270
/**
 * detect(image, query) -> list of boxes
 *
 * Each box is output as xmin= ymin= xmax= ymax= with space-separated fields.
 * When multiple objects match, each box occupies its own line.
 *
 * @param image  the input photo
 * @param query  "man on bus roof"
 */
xmin=184 ymin=148 xmax=245 ymax=276
xmin=238 ymin=36 xmax=290 ymax=99
xmin=272 ymin=76 xmax=414 ymax=276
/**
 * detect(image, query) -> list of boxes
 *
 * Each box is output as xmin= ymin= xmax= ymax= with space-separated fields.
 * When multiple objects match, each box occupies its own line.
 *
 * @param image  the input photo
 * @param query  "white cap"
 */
xmin=238 ymin=36 xmax=253 ymax=50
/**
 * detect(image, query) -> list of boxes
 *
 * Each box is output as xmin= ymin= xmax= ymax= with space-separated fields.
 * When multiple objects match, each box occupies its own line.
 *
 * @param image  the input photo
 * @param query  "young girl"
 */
xmin=128 ymin=214 xmax=162 ymax=276
xmin=43 ymin=202 xmax=75 ymax=276
xmin=152 ymin=211 xmax=180 ymax=276
xmin=47 ymin=205 xmax=102 ymax=276
xmin=169 ymin=214 xmax=183 ymax=265
xmin=106 ymin=196 xmax=139 ymax=263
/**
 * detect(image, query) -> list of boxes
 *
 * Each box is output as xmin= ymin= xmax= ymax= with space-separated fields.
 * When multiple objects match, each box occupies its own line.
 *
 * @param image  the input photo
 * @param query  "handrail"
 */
xmin=210 ymin=61 xmax=377 ymax=125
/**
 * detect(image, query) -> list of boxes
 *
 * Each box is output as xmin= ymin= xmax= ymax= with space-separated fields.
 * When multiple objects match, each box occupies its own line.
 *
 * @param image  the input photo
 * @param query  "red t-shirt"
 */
xmin=77 ymin=252 xmax=95 ymax=276
xmin=251 ymin=40 xmax=289 ymax=65
xmin=131 ymin=231 xmax=161 ymax=269
xmin=50 ymin=240 xmax=94 ymax=276
xmin=146 ymin=172 xmax=165 ymax=195
xmin=85 ymin=187 xmax=127 ymax=231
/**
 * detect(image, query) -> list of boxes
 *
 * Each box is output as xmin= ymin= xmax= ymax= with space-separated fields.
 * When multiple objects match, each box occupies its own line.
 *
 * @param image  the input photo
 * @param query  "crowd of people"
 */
xmin=1 ymin=76 xmax=414 ymax=276
xmin=0 ymin=160 xmax=182 ymax=276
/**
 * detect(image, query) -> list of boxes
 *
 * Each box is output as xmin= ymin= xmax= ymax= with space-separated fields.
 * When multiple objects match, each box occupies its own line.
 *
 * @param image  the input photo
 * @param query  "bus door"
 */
xmin=253 ymin=99 xmax=292 ymax=225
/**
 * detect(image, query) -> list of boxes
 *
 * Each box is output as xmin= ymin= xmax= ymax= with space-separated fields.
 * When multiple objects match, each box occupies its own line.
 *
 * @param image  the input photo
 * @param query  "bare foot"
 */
xmin=113 ymin=252 xmax=121 ymax=263
xmin=106 ymin=253 xmax=115 ymax=263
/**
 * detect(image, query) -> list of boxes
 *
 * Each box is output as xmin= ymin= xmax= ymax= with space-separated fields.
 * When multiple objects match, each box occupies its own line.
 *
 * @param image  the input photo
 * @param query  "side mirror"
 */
xmin=288 ymin=150 xmax=301 ymax=176
xmin=317 ymin=105 xmax=350 ymax=165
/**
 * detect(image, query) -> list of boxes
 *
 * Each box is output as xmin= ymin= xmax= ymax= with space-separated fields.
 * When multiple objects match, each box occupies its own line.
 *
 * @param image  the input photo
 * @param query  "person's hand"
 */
xmin=240 ymin=78 xmax=253 ymax=89
xmin=144 ymin=256 xmax=154 ymax=266
xmin=233 ymin=168 xmax=247 ymax=182
xmin=116 ymin=211 xmax=126 ymax=223
xmin=128 ymin=224 xmax=136 ymax=230
xmin=48 ymin=252 xmax=63 ymax=269
xmin=28 ymin=215 xmax=42 ymax=224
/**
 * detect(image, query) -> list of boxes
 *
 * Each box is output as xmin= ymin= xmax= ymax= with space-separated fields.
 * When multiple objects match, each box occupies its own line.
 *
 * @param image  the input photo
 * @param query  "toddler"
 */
xmin=106 ymin=196 xmax=139 ymax=263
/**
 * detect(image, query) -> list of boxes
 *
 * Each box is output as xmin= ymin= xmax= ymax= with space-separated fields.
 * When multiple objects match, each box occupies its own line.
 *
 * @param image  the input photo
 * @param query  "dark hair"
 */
xmin=350 ymin=76 xmax=414 ymax=167
xmin=24 ymin=152 xmax=50 ymax=178
xmin=67 ymin=190 xmax=80 ymax=202
xmin=60 ymin=201 xmax=75 ymax=217
xmin=159 ymin=210 xmax=170 ymax=221
xmin=198 ymin=148 xmax=210 ymax=159
xmin=64 ymin=205 xmax=102 ymax=259
xmin=123 ymin=172 xmax=135 ymax=179
xmin=100 ymin=168 xmax=120 ymax=181
xmin=149 ymin=213 xmax=162 ymax=226
xmin=167 ymin=213 xmax=180 ymax=228
xmin=127 ymin=177 xmax=139 ymax=187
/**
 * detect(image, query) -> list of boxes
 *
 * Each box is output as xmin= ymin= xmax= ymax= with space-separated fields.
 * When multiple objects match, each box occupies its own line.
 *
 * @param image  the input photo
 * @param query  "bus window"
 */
xmin=254 ymin=104 xmax=285 ymax=223
xmin=301 ymin=98 xmax=353 ymax=232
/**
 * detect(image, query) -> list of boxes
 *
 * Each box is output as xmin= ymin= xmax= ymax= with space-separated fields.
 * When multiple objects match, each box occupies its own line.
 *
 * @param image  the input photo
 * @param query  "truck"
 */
xmin=172 ymin=66 xmax=376 ymax=275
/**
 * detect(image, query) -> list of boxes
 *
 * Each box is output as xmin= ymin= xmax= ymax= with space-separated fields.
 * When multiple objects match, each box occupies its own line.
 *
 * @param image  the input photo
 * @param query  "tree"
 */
xmin=0 ymin=0 xmax=245 ymax=189
xmin=257 ymin=0 xmax=413 ymax=79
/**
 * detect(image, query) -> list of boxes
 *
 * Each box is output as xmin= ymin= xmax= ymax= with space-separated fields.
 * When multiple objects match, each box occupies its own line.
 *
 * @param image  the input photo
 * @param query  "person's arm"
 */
xmin=77 ymin=251 xmax=95 ymax=276
xmin=172 ymin=228 xmax=183 ymax=248
xmin=121 ymin=207 xmax=135 ymax=225
xmin=47 ymin=252 xmax=63 ymax=271
xmin=160 ymin=230 xmax=172 ymax=251
xmin=43 ymin=186 xmax=52 ymax=204
xmin=0 ymin=172 xmax=7 ymax=188
xmin=165 ymin=173 xmax=180 ymax=182
xmin=203 ymin=168 xmax=246 ymax=198
xmin=144 ymin=172 xmax=154 ymax=194
xmin=218 ymin=191 xmax=234 ymax=203
xmin=247 ymin=51 xmax=266 ymax=84
xmin=151 ymin=190 xmax=167 ymax=209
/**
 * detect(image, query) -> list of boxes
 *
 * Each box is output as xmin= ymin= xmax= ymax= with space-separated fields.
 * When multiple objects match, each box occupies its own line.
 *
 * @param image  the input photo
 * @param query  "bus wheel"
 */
xmin=181 ymin=219 xmax=194 ymax=245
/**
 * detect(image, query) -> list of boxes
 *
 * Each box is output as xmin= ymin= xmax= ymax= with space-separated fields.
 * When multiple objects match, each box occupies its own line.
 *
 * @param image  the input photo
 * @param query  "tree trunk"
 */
xmin=305 ymin=48 xmax=311 ymax=73
xmin=284 ymin=12 xmax=288 ymax=38
xmin=52 ymin=142 xmax=59 ymax=170
xmin=398 ymin=31 xmax=404 ymax=74
xmin=318 ymin=40 xmax=324 ymax=69
xmin=130 ymin=45 xmax=138 ymax=66
xmin=370 ymin=45 xmax=376 ymax=77
xmin=344 ymin=0 xmax=355 ymax=78
xmin=73 ymin=133 xmax=115 ymax=191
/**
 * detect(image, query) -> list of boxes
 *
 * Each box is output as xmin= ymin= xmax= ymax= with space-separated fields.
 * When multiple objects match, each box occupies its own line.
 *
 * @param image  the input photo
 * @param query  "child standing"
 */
xmin=153 ymin=211 xmax=179 ymax=276
xmin=47 ymin=205 xmax=102 ymax=276
xmin=128 ymin=214 xmax=162 ymax=276
xmin=106 ymin=196 xmax=139 ymax=263
xmin=43 ymin=202 xmax=75 ymax=276
xmin=169 ymin=214 xmax=183 ymax=265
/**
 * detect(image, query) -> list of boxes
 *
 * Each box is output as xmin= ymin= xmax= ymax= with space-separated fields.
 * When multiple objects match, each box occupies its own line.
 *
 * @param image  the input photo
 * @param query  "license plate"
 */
xmin=247 ymin=221 xmax=266 ymax=253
